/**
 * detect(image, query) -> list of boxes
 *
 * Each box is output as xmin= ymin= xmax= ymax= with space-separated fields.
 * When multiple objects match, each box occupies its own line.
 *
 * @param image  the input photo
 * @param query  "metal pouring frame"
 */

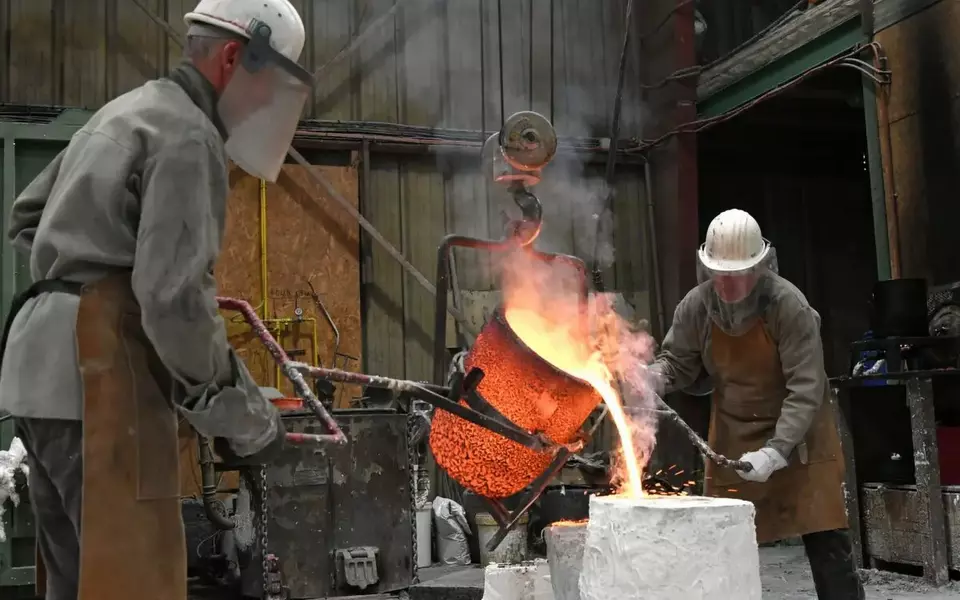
xmin=431 ymin=233 xmax=608 ymax=551
xmin=211 ymin=293 xmax=609 ymax=553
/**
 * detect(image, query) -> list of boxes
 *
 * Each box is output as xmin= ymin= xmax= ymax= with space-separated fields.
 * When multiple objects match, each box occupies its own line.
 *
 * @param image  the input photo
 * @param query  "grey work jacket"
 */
xmin=0 ymin=63 xmax=279 ymax=457
xmin=652 ymin=275 xmax=830 ymax=459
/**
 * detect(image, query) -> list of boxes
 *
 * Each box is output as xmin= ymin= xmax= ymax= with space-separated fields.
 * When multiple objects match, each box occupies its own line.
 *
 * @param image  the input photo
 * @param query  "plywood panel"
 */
xmin=217 ymin=164 xmax=362 ymax=406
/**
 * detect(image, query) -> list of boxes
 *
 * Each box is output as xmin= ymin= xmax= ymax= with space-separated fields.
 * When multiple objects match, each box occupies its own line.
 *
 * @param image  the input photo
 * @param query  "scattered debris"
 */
xmin=0 ymin=436 xmax=29 ymax=542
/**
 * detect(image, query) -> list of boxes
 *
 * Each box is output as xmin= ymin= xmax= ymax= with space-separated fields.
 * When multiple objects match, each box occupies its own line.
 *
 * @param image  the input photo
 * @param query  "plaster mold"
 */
xmin=481 ymin=558 xmax=554 ymax=600
xmin=544 ymin=521 xmax=587 ymax=600
xmin=580 ymin=495 xmax=761 ymax=600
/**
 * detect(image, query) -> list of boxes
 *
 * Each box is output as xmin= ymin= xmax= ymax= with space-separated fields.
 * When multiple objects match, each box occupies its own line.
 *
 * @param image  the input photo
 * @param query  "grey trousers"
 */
xmin=16 ymin=418 xmax=83 ymax=600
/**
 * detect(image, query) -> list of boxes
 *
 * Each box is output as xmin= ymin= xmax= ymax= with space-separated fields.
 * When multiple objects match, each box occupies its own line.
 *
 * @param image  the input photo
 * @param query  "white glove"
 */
xmin=735 ymin=447 xmax=788 ymax=483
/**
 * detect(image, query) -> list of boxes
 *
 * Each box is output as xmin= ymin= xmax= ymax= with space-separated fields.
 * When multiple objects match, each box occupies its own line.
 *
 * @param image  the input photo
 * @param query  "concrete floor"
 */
xmin=412 ymin=546 xmax=960 ymax=599
xmin=760 ymin=546 xmax=960 ymax=600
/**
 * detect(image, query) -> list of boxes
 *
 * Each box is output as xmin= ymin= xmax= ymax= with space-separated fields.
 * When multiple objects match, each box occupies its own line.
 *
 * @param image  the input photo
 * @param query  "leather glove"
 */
xmin=214 ymin=414 xmax=286 ymax=467
xmin=735 ymin=447 xmax=788 ymax=483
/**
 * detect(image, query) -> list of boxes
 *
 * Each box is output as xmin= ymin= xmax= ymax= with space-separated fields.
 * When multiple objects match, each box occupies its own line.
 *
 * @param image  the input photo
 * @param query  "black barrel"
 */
xmin=870 ymin=278 xmax=929 ymax=338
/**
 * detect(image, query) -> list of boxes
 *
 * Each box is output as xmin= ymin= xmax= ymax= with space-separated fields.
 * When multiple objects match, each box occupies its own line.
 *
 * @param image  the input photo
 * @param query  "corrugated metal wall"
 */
xmin=1 ymin=0 xmax=655 ymax=383
xmin=1 ymin=0 xmax=647 ymax=136
xmin=362 ymin=153 xmax=650 ymax=381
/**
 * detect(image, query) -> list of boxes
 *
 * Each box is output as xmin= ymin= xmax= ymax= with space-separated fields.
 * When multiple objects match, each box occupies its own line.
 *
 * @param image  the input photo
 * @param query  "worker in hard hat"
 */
xmin=650 ymin=209 xmax=864 ymax=599
xmin=0 ymin=1 xmax=311 ymax=598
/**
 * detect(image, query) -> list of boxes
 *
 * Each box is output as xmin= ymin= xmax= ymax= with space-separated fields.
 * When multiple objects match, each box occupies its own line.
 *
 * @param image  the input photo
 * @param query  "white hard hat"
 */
xmin=184 ymin=0 xmax=306 ymax=62
xmin=698 ymin=209 xmax=770 ymax=272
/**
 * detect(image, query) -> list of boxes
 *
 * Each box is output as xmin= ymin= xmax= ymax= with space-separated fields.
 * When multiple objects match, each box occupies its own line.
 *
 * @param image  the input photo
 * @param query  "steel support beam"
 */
xmin=697 ymin=17 xmax=867 ymax=118
xmin=1 ymin=136 xmax=16 ymax=324
xmin=862 ymin=75 xmax=892 ymax=281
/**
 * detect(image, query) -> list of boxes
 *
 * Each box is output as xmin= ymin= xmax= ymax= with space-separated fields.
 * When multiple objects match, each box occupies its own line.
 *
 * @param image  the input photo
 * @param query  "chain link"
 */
xmin=260 ymin=464 xmax=270 ymax=598
xmin=407 ymin=412 xmax=420 ymax=585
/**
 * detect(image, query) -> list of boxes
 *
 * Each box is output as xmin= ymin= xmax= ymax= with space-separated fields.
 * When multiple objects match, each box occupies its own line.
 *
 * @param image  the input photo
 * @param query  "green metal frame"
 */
xmin=697 ymin=13 xmax=892 ymax=281
xmin=0 ymin=121 xmax=77 ymax=325
xmin=0 ymin=112 xmax=86 ymax=592
xmin=697 ymin=17 xmax=867 ymax=118
xmin=861 ymin=77 xmax=892 ymax=281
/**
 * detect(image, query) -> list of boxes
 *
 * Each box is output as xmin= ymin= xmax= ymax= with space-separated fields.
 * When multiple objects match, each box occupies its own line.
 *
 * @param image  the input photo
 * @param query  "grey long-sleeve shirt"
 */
xmin=0 ymin=64 xmax=279 ymax=457
xmin=652 ymin=276 xmax=830 ymax=459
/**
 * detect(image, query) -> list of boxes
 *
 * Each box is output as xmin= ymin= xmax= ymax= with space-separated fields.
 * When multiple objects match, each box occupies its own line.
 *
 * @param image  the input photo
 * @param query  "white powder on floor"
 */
xmin=0 ymin=437 xmax=29 ymax=543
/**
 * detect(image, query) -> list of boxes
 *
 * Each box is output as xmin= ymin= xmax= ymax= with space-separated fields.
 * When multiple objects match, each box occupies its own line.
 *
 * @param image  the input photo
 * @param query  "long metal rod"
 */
xmin=129 ymin=0 xmax=476 ymax=336
xmin=638 ymin=396 xmax=753 ymax=472
xmin=216 ymin=297 xmax=347 ymax=445
xmin=644 ymin=159 xmax=665 ymax=337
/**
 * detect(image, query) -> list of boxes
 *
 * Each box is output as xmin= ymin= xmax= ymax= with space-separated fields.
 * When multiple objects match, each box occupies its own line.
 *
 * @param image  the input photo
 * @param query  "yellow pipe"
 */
xmin=258 ymin=180 xmax=324 ymax=391
xmin=264 ymin=317 xmax=321 ymax=391
xmin=259 ymin=179 xmax=269 ymax=319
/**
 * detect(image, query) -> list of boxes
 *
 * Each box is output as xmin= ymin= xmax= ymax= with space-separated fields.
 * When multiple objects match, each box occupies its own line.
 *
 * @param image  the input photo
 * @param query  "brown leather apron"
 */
xmin=705 ymin=320 xmax=848 ymax=544
xmin=75 ymin=274 xmax=186 ymax=599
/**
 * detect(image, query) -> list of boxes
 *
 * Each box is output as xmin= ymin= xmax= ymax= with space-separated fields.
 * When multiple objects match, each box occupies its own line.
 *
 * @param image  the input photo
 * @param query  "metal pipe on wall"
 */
xmin=260 ymin=179 xmax=269 ymax=319
xmin=873 ymin=49 xmax=902 ymax=279
xmin=592 ymin=0 xmax=635 ymax=292
xmin=644 ymin=159 xmax=665 ymax=338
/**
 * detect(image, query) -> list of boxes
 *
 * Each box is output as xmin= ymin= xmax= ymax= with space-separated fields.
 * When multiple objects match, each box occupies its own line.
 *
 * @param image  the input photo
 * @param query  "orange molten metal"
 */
xmin=429 ymin=307 xmax=603 ymax=498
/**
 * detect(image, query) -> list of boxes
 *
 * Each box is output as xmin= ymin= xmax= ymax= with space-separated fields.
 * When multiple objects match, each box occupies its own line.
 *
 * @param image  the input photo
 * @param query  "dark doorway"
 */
xmin=698 ymin=69 xmax=878 ymax=377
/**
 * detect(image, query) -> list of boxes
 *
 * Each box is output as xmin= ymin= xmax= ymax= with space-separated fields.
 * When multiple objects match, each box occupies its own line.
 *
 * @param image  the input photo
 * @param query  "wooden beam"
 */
xmin=874 ymin=0 xmax=948 ymax=33
xmin=906 ymin=377 xmax=950 ymax=586
xmin=697 ymin=0 xmax=950 ymax=118
xmin=698 ymin=0 xmax=862 ymax=102
xmin=698 ymin=16 xmax=865 ymax=118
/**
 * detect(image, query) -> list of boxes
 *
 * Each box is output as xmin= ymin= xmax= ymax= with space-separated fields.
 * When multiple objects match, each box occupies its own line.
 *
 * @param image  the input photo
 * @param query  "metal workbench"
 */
xmin=833 ymin=337 xmax=960 ymax=586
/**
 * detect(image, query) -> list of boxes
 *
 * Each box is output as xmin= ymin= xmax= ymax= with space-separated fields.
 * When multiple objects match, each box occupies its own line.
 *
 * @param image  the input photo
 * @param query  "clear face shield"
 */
xmin=697 ymin=242 xmax=779 ymax=336
xmin=218 ymin=21 xmax=312 ymax=182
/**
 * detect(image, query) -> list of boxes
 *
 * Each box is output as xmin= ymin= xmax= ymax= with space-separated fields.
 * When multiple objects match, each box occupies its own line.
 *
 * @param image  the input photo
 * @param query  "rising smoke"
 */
xmin=392 ymin=0 xmax=660 ymax=483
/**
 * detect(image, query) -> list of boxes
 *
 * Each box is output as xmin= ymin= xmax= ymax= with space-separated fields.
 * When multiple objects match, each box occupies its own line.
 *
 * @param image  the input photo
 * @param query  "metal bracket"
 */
xmin=336 ymin=546 xmax=380 ymax=590
xmin=263 ymin=553 xmax=287 ymax=600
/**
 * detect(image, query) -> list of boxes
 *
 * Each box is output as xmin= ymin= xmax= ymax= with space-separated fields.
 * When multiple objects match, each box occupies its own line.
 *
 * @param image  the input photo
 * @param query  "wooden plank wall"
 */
xmin=1 ymin=0 xmax=647 ymax=136
xmin=2 ymin=0 xmax=655 ymax=385
xmin=874 ymin=0 xmax=960 ymax=285
xmin=364 ymin=155 xmax=650 ymax=382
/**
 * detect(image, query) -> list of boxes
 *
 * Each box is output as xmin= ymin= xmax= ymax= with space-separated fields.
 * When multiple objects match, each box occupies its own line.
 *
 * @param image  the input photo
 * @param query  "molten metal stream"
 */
xmin=504 ymin=307 xmax=645 ymax=498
